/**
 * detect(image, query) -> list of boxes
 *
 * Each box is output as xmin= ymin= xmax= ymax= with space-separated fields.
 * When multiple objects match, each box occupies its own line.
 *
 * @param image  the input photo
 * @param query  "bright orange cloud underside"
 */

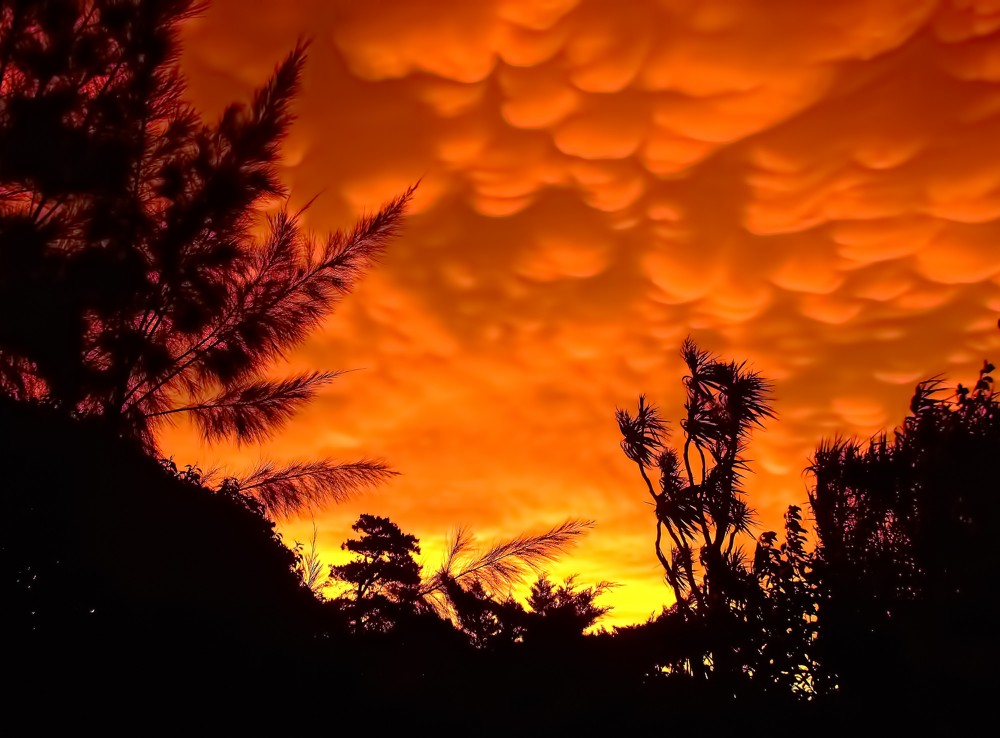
xmin=163 ymin=0 xmax=1000 ymax=626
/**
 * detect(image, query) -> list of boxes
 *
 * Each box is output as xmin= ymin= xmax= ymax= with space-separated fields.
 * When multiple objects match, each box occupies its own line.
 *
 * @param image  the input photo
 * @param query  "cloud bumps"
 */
xmin=170 ymin=0 xmax=1000 ymax=625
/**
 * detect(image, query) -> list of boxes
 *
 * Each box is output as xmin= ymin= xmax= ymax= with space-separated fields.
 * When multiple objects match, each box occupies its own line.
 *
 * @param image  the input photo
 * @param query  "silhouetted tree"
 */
xmin=807 ymin=359 xmax=1000 ymax=716
xmin=322 ymin=514 xmax=597 ymax=648
xmin=617 ymin=338 xmax=773 ymax=684
xmin=524 ymin=574 xmax=614 ymax=644
xmin=441 ymin=572 xmax=615 ymax=652
xmin=328 ymin=514 xmax=423 ymax=632
xmin=0 ymin=0 xmax=407 ymax=516
xmin=441 ymin=579 xmax=528 ymax=651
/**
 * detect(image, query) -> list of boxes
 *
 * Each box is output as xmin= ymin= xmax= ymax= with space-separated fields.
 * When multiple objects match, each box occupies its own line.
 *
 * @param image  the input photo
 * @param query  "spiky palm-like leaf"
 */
xmin=656 ymin=485 xmax=701 ymax=539
xmin=729 ymin=497 xmax=757 ymax=538
xmin=616 ymin=394 xmax=667 ymax=466
xmin=671 ymin=545 xmax=694 ymax=590
xmin=908 ymin=375 xmax=946 ymax=416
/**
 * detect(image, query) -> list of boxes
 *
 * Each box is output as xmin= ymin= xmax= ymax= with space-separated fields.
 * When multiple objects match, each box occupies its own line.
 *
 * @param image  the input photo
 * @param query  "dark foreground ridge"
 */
xmin=1 ymin=0 xmax=997 ymax=729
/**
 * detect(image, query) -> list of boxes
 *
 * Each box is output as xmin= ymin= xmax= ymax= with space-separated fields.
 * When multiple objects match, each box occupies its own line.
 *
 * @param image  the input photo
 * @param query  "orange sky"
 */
xmin=164 ymin=0 xmax=1000 ymax=627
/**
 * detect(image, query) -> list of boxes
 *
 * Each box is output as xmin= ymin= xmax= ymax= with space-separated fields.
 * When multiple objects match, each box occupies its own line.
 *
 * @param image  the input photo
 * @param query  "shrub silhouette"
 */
xmin=324 ymin=514 xmax=595 ymax=643
xmin=807 ymin=360 xmax=1000 ymax=717
xmin=750 ymin=504 xmax=823 ymax=697
xmin=419 ymin=519 xmax=594 ymax=628
xmin=614 ymin=340 xmax=1000 ymax=723
xmin=524 ymin=574 xmax=614 ymax=644
xmin=0 ymin=396 xmax=324 ymax=696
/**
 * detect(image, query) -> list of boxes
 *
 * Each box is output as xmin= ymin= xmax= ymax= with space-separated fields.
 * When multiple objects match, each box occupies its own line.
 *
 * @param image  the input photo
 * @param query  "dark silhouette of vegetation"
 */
xmin=304 ymin=513 xmax=620 ymax=726
xmin=616 ymin=338 xmax=775 ymax=689
xmin=807 ymin=359 xmax=1000 ymax=719
xmin=421 ymin=519 xmax=594 ymax=605
xmin=524 ymin=574 xmax=615 ymax=645
xmin=0 ymin=0 xmax=406 ymax=714
xmin=440 ymin=579 xmax=529 ymax=651
xmin=3 ymin=0 xmax=997 ymax=728
xmin=0 ymin=396 xmax=327 ymax=704
xmin=0 ymin=0 xmax=404 ymax=516
xmin=750 ymin=503 xmax=823 ymax=697
xmin=332 ymin=514 xmax=423 ymax=602
xmin=610 ymin=339 xmax=1000 ymax=726
xmin=319 ymin=514 xmax=601 ymax=644
xmin=328 ymin=513 xmax=424 ymax=633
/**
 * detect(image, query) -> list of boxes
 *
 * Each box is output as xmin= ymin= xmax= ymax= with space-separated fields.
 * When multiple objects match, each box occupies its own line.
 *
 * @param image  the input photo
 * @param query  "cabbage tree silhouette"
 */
xmin=0 ymin=0 xmax=406 ymax=516
xmin=616 ymin=338 xmax=774 ymax=681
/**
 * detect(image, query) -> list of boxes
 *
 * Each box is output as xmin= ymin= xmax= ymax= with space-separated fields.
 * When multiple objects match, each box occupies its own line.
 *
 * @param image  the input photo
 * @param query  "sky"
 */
xmin=164 ymin=0 xmax=1000 ymax=627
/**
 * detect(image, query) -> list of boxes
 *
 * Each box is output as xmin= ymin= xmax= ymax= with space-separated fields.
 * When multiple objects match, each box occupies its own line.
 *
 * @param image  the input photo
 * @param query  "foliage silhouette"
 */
xmin=425 ymin=571 xmax=615 ymax=652
xmin=7 ymin=2 xmax=998 ymax=727
xmin=807 ymin=358 xmax=1000 ymax=717
xmin=328 ymin=513 xmax=424 ymax=632
xmin=323 ymin=513 xmax=597 ymax=644
xmin=441 ymin=578 xmax=529 ymax=651
xmin=0 ymin=0 xmax=407 ymax=517
xmin=524 ymin=574 xmax=615 ymax=644
xmin=617 ymin=337 xmax=774 ymax=685
xmin=292 ymin=519 xmax=327 ymax=595
xmin=420 ymin=518 xmax=594 ymax=623
xmin=0 ymin=397 xmax=327 ymax=700
xmin=0 ymin=1 xmax=412 ymax=715
xmin=610 ymin=341 xmax=1000 ymax=722
xmin=750 ymin=504 xmax=824 ymax=697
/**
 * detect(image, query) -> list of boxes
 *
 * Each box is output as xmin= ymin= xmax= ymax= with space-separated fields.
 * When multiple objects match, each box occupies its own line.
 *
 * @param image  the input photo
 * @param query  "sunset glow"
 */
xmin=163 ymin=0 xmax=1000 ymax=626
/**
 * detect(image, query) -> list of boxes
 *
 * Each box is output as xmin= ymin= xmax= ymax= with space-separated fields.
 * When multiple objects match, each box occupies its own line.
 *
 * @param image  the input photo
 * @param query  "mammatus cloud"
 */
xmin=169 ymin=0 xmax=1000 ymax=626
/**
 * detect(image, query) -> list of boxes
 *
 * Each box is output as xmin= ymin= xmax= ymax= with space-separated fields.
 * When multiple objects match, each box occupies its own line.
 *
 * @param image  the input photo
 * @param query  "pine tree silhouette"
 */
xmin=0 ymin=0 xmax=409 ymax=516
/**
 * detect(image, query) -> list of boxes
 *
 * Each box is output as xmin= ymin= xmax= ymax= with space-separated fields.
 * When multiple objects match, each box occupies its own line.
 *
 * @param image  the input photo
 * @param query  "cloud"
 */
xmin=173 ymin=0 xmax=1000 ymax=625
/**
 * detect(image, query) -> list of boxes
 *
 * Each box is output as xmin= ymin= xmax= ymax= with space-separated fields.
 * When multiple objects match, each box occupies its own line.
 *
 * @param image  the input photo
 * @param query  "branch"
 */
xmin=234 ymin=459 xmax=397 ymax=518
xmin=146 ymin=370 xmax=345 ymax=444
xmin=423 ymin=519 xmax=594 ymax=597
